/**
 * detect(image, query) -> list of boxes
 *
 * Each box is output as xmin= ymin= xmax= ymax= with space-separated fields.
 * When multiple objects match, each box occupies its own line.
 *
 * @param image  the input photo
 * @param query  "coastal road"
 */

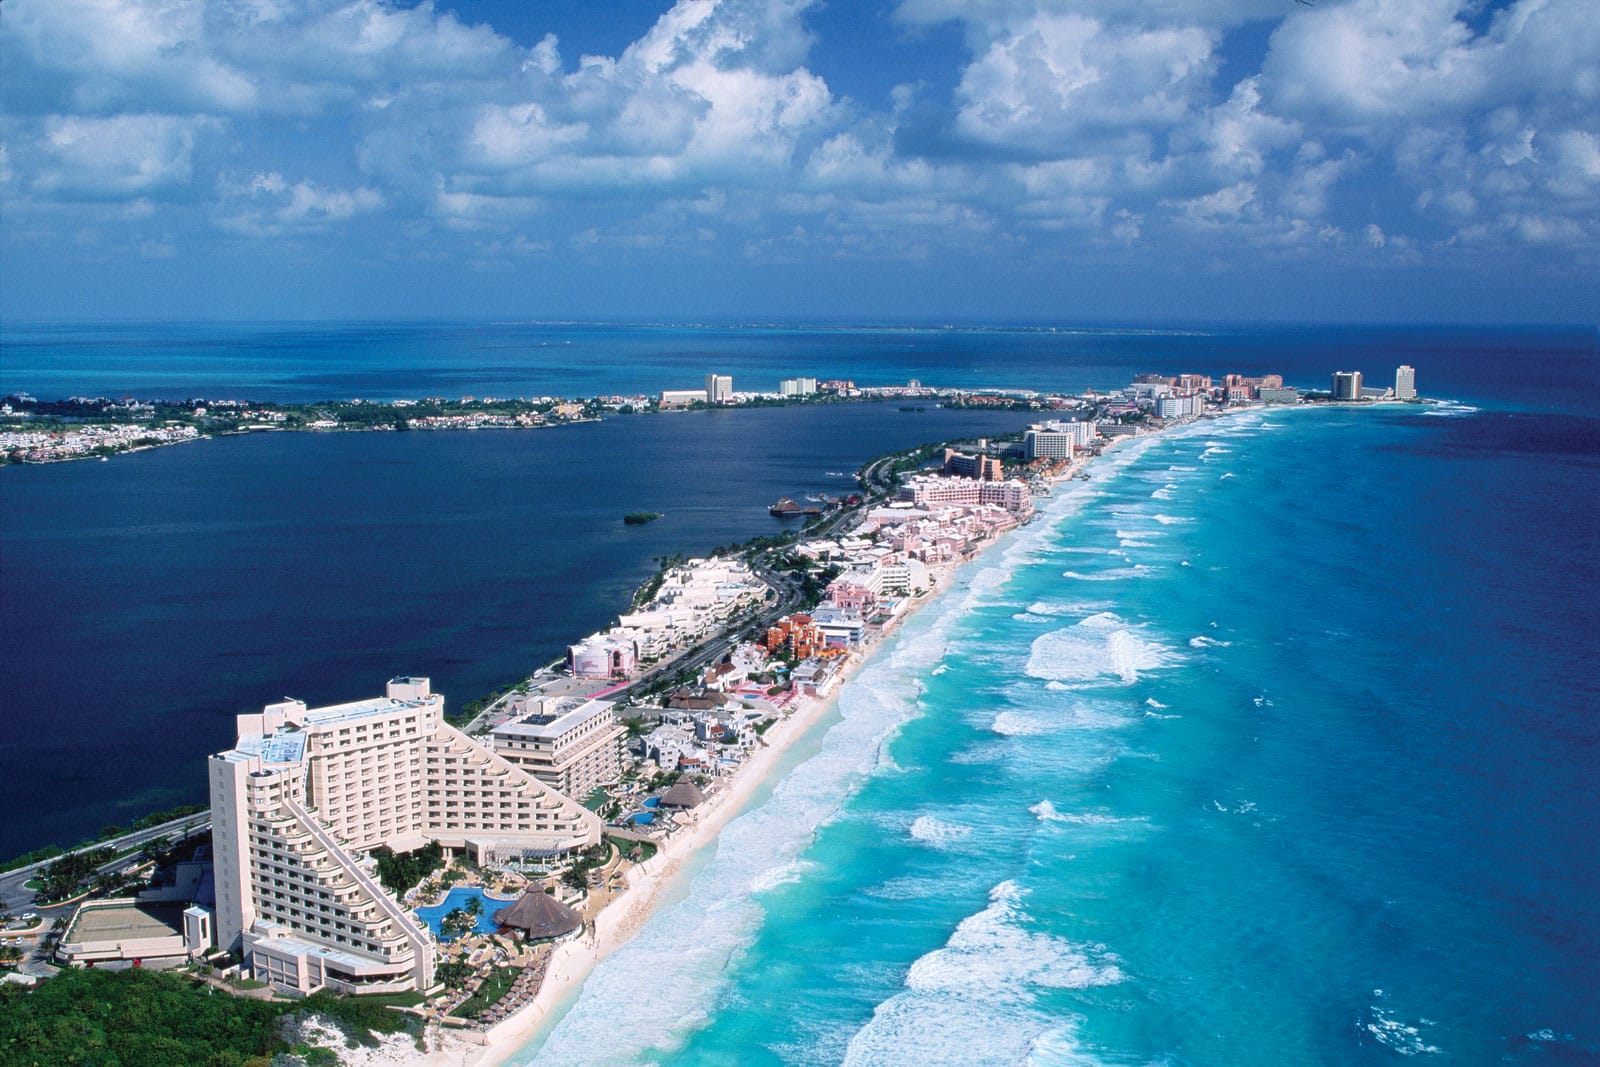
xmin=0 ymin=812 xmax=211 ymax=913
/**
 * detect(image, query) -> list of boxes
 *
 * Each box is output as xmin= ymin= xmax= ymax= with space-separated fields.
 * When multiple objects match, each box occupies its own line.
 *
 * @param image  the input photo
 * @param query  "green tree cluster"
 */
xmin=370 ymin=841 xmax=443 ymax=897
xmin=34 ymin=847 xmax=115 ymax=902
xmin=0 ymin=967 xmax=407 ymax=1066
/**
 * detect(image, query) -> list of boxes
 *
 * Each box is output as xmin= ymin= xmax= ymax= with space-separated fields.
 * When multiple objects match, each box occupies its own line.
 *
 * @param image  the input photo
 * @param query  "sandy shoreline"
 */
xmin=468 ymin=662 xmax=858 ymax=1066
xmin=387 ymin=421 xmax=1184 ymax=1066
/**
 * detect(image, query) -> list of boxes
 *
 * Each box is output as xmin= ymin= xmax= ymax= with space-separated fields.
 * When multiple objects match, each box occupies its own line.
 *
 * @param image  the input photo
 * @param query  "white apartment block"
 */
xmin=779 ymin=377 xmax=818 ymax=396
xmin=1024 ymin=419 xmax=1096 ymax=459
xmin=1155 ymin=394 xmax=1203 ymax=419
xmin=614 ymin=558 xmax=767 ymax=656
xmin=705 ymin=374 xmax=733 ymax=403
xmin=209 ymin=677 xmax=600 ymax=996
xmin=491 ymin=697 xmax=625 ymax=802
xmin=1395 ymin=365 xmax=1417 ymax=399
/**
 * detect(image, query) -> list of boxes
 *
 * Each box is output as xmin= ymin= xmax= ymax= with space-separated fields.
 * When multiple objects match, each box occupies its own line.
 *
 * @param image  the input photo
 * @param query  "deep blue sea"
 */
xmin=2 ymin=322 xmax=1597 ymax=1063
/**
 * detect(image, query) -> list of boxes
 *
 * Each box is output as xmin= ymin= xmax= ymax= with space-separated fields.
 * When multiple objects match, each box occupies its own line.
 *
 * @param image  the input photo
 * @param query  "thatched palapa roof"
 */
xmin=658 ymin=782 xmax=706 ymax=809
xmin=492 ymin=891 xmax=582 ymax=940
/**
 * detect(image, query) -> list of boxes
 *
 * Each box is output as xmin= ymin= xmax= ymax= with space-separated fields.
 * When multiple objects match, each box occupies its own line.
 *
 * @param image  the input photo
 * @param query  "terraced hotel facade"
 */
xmin=209 ymin=677 xmax=600 ymax=995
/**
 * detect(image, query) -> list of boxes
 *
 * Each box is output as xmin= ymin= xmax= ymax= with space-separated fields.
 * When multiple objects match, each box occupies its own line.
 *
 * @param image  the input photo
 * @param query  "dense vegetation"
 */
xmin=370 ymin=841 xmax=443 ymax=897
xmin=31 ymin=847 xmax=116 ymax=904
xmin=0 ymin=967 xmax=411 ymax=1067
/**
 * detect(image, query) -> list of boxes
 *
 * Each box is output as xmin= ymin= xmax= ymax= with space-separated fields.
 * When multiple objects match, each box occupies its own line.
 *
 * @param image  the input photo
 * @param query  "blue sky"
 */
xmin=1 ymin=0 xmax=1595 ymax=324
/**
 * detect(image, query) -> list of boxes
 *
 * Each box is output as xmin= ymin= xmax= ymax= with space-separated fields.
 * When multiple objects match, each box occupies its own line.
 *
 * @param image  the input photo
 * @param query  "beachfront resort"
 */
xmin=3 ymin=363 xmax=1427 ymax=1059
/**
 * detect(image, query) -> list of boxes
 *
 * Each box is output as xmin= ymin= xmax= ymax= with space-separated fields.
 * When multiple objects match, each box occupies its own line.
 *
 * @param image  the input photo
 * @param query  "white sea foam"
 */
xmin=1061 ymin=566 xmax=1152 ymax=582
xmin=1152 ymin=513 xmax=1191 ymax=525
xmin=1026 ymin=613 xmax=1178 ymax=687
xmin=748 ymin=859 xmax=816 ymax=894
xmin=1220 ymin=471 xmax=1236 ymax=480
xmin=865 ymin=874 xmax=968 ymax=902
xmin=1113 ymin=528 xmax=1163 ymax=540
xmin=1144 ymin=708 xmax=1180 ymax=720
xmin=1188 ymin=635 xmax=1231 ymax=648
xmin=1119 ymin=539 xmax=1158 ymax=548
xmin=1029 ymin=799 xmax=1067 ymax=822
xmin=1211 ymin=799 xmax=1259 ymax=815
xmin=992 ymin=711 xmax=1052 ymax=736
xmin=1027 ymin=600 xmax=1111 ymax=617
xmin=931 ymin=662 xmax=949 ymax=675
xmin=1034 ymin=802 xmax=1147 ymax=826
xmin=1362 ymin=994 xmax=1444 ymax=1055
xmin=909 ymin=814 xmax=972 ymax=847
xmin=842 ymin=881 xmax=1124 ymax=1067
xmin=1144 ymin=697 xmax=1167 ymax=709
xmin=968 ymin=565 xmax=1012 ymax=597
xmin=1150 ymin=486 xmax=1176 ymax=500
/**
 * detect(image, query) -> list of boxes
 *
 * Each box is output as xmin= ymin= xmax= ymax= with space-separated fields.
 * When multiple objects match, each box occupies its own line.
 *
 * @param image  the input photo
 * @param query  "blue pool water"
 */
xmin=626 ymin=812 xmax=656 ymax=826
xmin=413 ymin=887 xmax=513 ymax=939
xmin=643 ymin=798 xmax=660 ymax=809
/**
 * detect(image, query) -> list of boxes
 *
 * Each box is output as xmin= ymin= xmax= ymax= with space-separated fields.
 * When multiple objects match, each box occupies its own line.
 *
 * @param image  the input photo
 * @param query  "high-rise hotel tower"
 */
xmin=209 ymin=677 xmax=600 ymax=994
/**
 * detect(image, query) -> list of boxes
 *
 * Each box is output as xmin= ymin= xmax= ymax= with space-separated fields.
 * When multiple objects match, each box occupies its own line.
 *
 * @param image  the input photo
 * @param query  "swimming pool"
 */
xmin=625 ymin=811 xmax=655 ymax=826
xmin=413 ymin=887 xmax=515 ymax=939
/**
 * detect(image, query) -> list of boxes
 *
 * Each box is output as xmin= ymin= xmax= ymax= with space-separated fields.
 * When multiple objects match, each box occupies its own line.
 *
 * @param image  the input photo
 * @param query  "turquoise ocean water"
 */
xmin=519 ymin=401 xmax=1598 ymax=1065
xmin=2 ymin=322 xmax=1594 ymax=1061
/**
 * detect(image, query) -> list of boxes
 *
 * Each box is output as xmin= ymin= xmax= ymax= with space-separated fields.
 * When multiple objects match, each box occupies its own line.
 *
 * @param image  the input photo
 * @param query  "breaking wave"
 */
xmin=842 ymin=881 xmax=1124 ymax=1067
xmin=1026 ymin=612 xmax=1178 ymax=687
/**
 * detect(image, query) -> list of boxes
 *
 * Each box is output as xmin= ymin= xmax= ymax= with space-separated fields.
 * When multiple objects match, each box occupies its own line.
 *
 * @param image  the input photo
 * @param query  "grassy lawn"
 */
xmin=452 ymin=966 xmax=520 ymax=1020
xmin=610 ymin=835 xmax=657 ymax=863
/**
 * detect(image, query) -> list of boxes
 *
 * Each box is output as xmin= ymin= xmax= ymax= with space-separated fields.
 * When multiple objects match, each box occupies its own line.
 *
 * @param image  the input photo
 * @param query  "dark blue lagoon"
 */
xmin=0 ymin=400 xmax=1041 ymax=857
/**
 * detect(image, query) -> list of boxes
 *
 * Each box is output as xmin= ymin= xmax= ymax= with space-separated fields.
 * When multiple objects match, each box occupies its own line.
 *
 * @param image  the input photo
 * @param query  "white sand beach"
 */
xmin=357 ymin=430 xmax=1182 ymax=1067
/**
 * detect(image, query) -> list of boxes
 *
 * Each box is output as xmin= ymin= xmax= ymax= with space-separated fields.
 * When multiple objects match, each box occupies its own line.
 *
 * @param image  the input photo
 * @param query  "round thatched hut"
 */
xmin=658 ymin=782 xmax=706 ymax=809
xmin=492 ymin=890 xmax=582 ymax=941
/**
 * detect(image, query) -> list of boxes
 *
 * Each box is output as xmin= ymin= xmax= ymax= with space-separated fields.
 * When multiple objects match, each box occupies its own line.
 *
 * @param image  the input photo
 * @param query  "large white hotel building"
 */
xmin=209 ymin=677 xmax=600 ymax=995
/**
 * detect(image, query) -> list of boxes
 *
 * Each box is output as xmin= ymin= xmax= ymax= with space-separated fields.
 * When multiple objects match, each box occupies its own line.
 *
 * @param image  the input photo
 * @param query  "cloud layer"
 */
xmin=1 ymin=0 xmax=1595 ymax=320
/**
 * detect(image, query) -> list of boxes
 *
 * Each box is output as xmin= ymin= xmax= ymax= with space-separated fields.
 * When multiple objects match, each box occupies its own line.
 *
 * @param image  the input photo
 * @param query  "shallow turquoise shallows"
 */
xmin=518 ymin=402 xmax=1598 ymax=1066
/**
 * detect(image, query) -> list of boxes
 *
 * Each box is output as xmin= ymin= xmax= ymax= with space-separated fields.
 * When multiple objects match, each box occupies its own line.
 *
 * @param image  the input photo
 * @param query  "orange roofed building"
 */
xmin=765 ymin=614 xmax=824 ymax=660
